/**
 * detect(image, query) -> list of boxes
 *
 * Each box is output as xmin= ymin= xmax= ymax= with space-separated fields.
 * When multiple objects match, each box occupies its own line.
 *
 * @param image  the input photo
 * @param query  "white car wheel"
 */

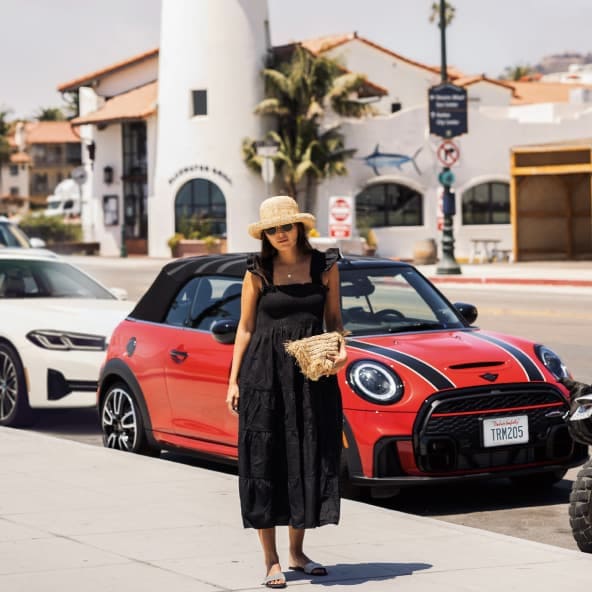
xmin=0 ymin=344 xmax=33 ymax=427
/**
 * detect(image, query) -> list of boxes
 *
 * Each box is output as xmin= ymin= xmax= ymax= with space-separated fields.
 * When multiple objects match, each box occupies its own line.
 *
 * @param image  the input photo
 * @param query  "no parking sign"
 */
xmin=329 ymin=196 xmax=353 ymax=238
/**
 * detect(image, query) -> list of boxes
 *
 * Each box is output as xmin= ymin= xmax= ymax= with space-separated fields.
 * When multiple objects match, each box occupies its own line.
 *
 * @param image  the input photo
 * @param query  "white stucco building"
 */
xmin=58 ymin=1 xmax=592 ymax=260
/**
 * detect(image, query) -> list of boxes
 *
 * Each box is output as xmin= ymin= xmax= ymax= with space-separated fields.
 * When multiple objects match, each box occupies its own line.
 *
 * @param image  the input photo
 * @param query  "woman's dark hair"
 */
xmin=261 ymin=222 xmax=313 ymax=261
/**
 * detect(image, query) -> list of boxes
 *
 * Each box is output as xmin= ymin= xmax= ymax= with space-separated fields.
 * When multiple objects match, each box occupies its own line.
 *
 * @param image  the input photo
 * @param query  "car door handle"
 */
xmin=170 ymin=349 xmax=188 ymax=363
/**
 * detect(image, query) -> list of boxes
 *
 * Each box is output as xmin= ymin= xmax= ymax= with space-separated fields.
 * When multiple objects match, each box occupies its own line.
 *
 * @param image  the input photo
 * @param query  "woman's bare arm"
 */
xmin=323 ymin=263 xmax=348 ymax=371
xmin=226 ymin=270 xmax=260 ymax=412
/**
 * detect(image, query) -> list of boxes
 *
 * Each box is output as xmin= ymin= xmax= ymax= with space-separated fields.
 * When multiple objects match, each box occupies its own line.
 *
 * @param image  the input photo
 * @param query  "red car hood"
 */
xmin=347 ymin=329 xmax=548 ymax=392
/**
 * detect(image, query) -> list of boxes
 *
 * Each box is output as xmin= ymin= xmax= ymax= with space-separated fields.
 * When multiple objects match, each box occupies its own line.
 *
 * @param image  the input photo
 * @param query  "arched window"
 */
xmin=355 ymin=182 xmax=423 ymax=228
xmin=174 ymin=179 xmax=226 ymax=237
xmin=462 ymin=181 xmax=510 ymax=225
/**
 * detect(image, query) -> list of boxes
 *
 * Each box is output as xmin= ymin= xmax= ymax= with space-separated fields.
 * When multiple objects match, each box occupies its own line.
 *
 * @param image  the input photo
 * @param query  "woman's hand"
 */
xmin=226 ymin=383 xmax=240 ymax=415
xmin=326 ymin=344 xmax=348 ymax=375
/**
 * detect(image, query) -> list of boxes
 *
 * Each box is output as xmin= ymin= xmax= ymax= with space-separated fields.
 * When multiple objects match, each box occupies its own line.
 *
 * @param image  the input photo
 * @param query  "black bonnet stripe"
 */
xmin=348 ymin=339 xmax=455 ymax=390
xmin=468 ymin=333 xmax=545 ymax=381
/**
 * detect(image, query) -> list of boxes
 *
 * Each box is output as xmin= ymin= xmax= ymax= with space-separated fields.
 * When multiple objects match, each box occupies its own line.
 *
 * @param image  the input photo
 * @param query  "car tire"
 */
xmin=569 ymin=458 xmax=592 ymax=553
xmin=100 ymin=381 xmax=159 ymax=456
xmin=510 ymin=469 xmax=567 ymax=490
xmin=0 ymin=343 xmax=34 ymax=427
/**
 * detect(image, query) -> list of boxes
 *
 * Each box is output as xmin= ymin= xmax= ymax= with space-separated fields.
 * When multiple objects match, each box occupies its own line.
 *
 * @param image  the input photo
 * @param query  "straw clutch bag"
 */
xmin=284 ymin=331 xmax=346 ymax=381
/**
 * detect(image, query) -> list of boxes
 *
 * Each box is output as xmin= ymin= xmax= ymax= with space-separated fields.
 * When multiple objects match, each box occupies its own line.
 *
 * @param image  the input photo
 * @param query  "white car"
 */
xmin=0 ymin=251 xmax=133 ymax=426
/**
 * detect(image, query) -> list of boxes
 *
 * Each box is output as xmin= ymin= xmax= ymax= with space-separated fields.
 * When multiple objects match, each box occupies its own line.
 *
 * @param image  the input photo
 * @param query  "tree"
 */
xmin=500 ymin=64 xmax=534 ymax=81
xmin=243 ymin=46 xmax=375 ymax=213
xmin=0 ymin=109 xmax=13 ymax=192
xmin=34 ymin=107 xmax=65 ymax=121
xmin=62 ymin=92 xmax=80 ymax=119
xmin=429 ymin=1 xmax=456 ymax=27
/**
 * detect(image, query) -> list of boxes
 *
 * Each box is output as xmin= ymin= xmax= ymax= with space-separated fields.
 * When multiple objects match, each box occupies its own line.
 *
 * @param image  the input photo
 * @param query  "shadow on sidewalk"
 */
xmin=286 ymin=562 xmax=432 ymax=585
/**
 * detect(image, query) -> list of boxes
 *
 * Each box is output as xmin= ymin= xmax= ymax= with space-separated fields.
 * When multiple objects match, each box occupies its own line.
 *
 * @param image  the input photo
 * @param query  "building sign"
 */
xmin=329 ymin=196 xmax=353 ymax=239
xmin=428 ymin=83 xmax=468 ymax=139
xmin=168 ymin=164 xmax=232 ymax=186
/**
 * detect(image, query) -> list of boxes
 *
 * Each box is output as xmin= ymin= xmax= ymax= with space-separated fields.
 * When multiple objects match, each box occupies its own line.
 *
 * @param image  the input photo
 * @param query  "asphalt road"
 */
xmin=29 ymin=258 xmax=592 ymax=553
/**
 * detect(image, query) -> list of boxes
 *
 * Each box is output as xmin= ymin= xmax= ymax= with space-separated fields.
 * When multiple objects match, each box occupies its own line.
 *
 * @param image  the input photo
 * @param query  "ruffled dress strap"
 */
xmin=246 ymin=253 xmax=272 ymax=289
xmin=310 ymin=248 xmax=341 ymax=285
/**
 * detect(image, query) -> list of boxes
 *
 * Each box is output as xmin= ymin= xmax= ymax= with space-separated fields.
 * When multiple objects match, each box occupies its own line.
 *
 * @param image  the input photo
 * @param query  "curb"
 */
xmin=428 ymin=277 xmax=592 ymax=287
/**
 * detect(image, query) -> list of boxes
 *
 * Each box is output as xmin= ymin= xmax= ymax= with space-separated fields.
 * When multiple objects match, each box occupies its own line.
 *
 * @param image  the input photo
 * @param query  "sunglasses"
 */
xmin=263 ymin=223 xmax=294 ymax=236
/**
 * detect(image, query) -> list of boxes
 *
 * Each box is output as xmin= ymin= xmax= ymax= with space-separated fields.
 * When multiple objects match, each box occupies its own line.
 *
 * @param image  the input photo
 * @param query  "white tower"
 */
xmin=151 ymin=0 xmax=269 ymax=256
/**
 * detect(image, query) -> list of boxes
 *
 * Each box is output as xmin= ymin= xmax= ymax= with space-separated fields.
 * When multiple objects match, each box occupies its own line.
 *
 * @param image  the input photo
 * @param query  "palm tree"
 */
xmin=501 ymin=64 xmax=534 ymax=81
xmin=429 ymin=1 xmax=456 ymax=27
xmin=34 ymin=107 xmax=65 ymax=121
xmin=243 ymin=46 xmax=375 ymax=212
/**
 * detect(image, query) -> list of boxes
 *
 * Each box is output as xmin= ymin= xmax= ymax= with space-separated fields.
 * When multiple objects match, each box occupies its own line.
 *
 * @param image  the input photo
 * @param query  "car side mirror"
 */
xmin=454 ymin=302 xmax=478 ymax=325
xmin=29 ymin=237 xmax=46 ymax=248
xmin=211 ymin=318 xmax=238 ymax=344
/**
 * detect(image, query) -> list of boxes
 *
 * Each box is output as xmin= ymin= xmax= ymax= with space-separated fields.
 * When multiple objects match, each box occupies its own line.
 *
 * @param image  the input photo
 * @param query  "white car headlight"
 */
xmin=347 ymin=360 xmax=404 ymax=404
xmin=26 ymin=330 xmax=106 ymax=351
xmin=534 ymin=345 xmax=569 ymax=380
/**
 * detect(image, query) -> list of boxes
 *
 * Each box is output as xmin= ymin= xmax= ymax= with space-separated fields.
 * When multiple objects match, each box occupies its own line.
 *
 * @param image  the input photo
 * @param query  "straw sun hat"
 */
xmin=248 ymin=195 xmax=316 ymax=240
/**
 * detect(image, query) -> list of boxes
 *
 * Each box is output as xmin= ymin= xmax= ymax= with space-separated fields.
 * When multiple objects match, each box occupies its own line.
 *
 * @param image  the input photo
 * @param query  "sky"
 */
xmin=2 ymin=0 xmax=592 ymax=119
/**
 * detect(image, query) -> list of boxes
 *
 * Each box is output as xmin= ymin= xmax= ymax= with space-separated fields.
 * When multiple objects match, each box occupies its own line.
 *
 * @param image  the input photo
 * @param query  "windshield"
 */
xmin=0 ymin=223 xmax=31 ymax=248
xmin=46 ymin=201 xmax=61 ymax=210
xmin=340 ymin=266 xmax=465 ymax=336
xmin=0 ymin=259 xmax=115 ymax=299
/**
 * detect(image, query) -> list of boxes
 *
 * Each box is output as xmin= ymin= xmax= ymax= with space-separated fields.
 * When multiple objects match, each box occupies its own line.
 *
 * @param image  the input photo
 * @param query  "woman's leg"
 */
xmin=258 ymin=527 xmax=283 ymax=581
xmin=288 ymin=527 xmax=327 ymax=575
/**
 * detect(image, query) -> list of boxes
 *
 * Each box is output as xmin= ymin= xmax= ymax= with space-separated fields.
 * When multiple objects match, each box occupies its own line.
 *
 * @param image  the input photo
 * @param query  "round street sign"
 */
xmin=437 ymin=140 xmax=460 ymax=167
xmin=438 ymin=168 xmax=456 ymax=186
xmin=331 ymin=198 xmax=351 ymax=222
xmin=71 ymin=166 xmax=88 ymax=186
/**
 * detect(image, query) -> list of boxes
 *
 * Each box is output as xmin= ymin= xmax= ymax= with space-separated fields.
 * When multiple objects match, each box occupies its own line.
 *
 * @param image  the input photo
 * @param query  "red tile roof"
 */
xmin=24 ymin=121 xmax=80 ymax=144
xmin=57 ymin=48 xmax=159 ymax=93
xmin=510 ymin=81 xmax=592 ymax=105
xmin=71 ymin=81 xmax=158 ymax=126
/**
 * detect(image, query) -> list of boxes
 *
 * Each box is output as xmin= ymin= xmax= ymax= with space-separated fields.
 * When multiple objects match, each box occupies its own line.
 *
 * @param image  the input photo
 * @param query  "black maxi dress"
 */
xmin=238 ymin=248 xmax=343 ymax=530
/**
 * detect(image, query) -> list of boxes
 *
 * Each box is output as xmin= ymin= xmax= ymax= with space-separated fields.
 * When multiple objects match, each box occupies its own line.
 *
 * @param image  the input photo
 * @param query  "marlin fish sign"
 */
xmin=360 ymin=145 xmax=423 ymax=176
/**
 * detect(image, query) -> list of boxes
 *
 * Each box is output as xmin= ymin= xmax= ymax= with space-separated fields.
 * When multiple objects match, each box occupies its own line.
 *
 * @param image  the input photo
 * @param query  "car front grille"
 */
xmin=414 ymin=384 xmax=576 ymax=474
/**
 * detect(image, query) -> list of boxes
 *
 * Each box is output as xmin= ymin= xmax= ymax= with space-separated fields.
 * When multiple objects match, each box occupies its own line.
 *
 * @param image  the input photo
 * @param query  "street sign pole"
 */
xmin=431 ymin=0 xmax=462 ymax=275
xmin=436 ymin=167 xmax=461 ymax=275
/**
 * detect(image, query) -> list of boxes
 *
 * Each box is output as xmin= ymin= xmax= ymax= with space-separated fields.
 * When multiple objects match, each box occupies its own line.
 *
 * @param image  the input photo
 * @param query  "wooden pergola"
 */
xmin=510 ymin=140 xmax=592 ymax=261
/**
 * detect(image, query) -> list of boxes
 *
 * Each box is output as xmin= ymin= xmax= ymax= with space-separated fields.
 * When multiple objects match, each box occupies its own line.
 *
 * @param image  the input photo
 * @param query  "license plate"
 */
xmin=482 ymin=415 xmax=529 ymax=447
xmin=571 ymin=405 xmax=592 ymax=421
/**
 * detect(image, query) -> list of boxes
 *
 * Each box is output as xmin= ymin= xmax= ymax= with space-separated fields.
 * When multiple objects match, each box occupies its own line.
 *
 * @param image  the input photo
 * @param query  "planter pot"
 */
xmin=413 ymin=238 xmax=437 ymax=265
xmin=172 ymin=239 xmax=223 ymax=258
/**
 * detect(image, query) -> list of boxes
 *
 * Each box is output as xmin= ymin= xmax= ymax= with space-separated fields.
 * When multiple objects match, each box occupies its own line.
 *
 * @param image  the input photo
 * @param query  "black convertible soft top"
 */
xmin=129 ymin=252 xmax=407 ymax=324
xmin=130 ymin=253 xmax=250 ymax=323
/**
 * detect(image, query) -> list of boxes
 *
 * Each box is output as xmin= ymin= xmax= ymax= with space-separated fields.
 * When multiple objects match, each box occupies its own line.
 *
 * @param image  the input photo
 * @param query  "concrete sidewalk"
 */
xmin=1 ymin=428 xmax=591 ymax=591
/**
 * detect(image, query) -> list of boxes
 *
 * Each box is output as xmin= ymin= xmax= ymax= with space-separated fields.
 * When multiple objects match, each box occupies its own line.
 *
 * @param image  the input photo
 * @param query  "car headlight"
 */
xmin=26 ymin=330 xmax=106 ymax=351
xmin=346 ymin=360 xmax=404 ymax=405
xmin=534 ymin=345 xmax=569 ymax=379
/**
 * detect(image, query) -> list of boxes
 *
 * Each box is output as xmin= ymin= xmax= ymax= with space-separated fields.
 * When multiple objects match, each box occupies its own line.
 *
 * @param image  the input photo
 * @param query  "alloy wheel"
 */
xmin=0 ymin=351 xmax=18 ymax=421
xmin=102 ymin=386 xmax=139 ymax=451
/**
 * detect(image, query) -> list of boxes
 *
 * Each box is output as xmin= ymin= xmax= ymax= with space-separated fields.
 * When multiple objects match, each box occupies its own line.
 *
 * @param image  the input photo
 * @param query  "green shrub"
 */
xmin=20 ymin=215 xmax=82 ymax=243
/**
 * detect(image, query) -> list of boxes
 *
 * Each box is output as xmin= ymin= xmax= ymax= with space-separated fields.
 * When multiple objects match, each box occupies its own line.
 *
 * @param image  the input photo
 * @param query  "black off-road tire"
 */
xmin=0 ymin=343 xmax=34 ymax=427
xmin=569 ymin=458 xmax=592 ymax=553
xmin=100 ymin=381 xmax=159 ymax=457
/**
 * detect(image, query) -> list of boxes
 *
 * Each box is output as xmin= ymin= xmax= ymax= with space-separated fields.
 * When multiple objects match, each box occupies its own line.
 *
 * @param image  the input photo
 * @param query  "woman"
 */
xmin=226 ymin=195 xmax=347 ymax=589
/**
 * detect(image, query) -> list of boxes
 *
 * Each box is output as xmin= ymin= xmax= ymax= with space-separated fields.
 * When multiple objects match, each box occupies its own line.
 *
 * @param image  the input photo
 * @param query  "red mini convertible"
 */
xmin=98 ymin=254 xmax=587 ymax=495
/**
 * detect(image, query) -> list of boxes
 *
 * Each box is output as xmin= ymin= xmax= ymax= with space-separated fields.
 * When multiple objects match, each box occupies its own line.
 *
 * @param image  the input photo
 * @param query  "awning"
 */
xmin=71 ymin=81 xmax=157 ymax=127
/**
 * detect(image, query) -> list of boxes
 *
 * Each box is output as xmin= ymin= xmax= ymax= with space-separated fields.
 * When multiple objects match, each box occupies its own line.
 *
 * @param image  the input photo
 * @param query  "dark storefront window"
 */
xmin=356 ymin=182 xmax=423 ymax=228
xmin=121 ymin=122 xmax=148 ymax=239
xmin=174 ymin=178 xmax=226 ymax=237
xmin=462 ymin=182 xmax=510 ymax=225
